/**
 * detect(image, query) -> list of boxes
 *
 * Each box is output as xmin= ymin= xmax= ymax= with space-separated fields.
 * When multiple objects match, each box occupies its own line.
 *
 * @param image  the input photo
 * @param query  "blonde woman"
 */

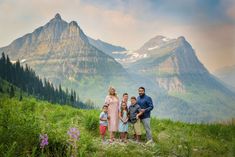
xmin=104 ymin=87 xmax=119 ymax=142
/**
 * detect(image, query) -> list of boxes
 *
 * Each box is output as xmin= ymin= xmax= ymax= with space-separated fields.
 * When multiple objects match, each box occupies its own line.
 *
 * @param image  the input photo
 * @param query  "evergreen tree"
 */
xmin=0 ymin=52 xmax=6 ymax=79
xmin=0 ymin=79 xmax=3 ymax=93
xmin=70 ymin=89 xmax=74 ymax=104
xmin=0 ymin=53 xmax=92 ymax=109
xmin=9 ymin=85 xmax=15 ymax=98
xmin=19 ymin=90 xmax=23 ymax=101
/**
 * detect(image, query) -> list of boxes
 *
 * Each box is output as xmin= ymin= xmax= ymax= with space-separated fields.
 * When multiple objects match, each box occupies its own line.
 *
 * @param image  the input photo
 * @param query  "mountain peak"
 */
xmin=152 ymin=35 xmax=166 ymax=39
xmin=149 ymin=35 xmax=173 ymax=43
xmin=177 ymin=36 xmax=186 ymax=42
xmin=176 ymin=36 xmax=191 ymax=47
xmin=54 ymin=13 xmax=62 ymax=20
xmin=138 ymin=35 xmax=173 ymax=51
xmin=69 ymin=21 xmax=78 ymax=27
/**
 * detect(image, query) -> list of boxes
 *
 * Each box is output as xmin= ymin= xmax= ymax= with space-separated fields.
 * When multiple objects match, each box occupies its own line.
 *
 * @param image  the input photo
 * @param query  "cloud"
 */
xmin=223 ymin=0 xmax=235 ymax=21
xmin=0 ymin=0 xmax=234 ymax=71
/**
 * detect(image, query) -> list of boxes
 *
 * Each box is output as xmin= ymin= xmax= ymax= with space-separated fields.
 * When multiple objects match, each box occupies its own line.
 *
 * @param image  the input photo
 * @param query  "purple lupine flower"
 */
xmin=67 ymin=127 xmax=80 ymax=157
xmin=67 ymin=127 xmax=80 ymax=141
xmin=39 ymin=134 xmax=49 ymax=149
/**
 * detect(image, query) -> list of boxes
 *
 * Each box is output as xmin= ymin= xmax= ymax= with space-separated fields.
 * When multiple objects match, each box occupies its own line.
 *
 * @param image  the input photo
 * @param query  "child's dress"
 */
xmin=119 ymin=110 xmax=128 ymax=132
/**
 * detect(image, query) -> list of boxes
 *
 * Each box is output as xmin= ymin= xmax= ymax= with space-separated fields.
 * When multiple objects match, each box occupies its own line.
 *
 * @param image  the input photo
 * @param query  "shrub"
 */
xmin=83 ymin=111 xmax=99 ymax=135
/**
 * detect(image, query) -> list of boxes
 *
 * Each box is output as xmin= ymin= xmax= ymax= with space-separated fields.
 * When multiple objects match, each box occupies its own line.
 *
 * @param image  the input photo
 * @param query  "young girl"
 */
xmin=118 ymin=102 xmax=129 ymax=143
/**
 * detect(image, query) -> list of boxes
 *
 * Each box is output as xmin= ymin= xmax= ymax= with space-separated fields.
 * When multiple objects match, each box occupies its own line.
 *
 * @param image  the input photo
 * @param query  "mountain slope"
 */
xmin=88 ymin=37 xmax=127 ymax=59
xmin=122 ymin=35 xmax=235 ymax=122
xmin=214 ymin=65 xmax=235 ymax=91
xmin=0 ymin=13 xmax=133 ymax=104
xmin=0 ymin=14 xmax=125 ymax=77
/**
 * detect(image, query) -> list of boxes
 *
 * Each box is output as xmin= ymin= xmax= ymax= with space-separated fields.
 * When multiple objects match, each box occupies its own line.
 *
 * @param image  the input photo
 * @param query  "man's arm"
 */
xmin=136 ymin=105 xmax=143 ymax=119
xmin=144 ymin=97 xmax=154 ymax=112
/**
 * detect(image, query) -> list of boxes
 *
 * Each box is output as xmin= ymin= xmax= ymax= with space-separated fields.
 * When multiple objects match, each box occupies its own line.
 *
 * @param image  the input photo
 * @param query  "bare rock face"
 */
xmin=156 ymin=54 xmax=184 ymax=92
xmin=125 ymin=36 xmax=209 ymax=93
xmin=157 ymin=77 xmax=185 ymax=93
xmin=155 ymin=37 xmax=207 ymax=92
xmin=0 ymin=14 xmax=126 ymax=84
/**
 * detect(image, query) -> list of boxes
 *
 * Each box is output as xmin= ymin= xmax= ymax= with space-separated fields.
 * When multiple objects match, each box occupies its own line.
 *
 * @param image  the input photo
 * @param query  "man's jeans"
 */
xmin=141 ymin=118 xmax=152 ymax=141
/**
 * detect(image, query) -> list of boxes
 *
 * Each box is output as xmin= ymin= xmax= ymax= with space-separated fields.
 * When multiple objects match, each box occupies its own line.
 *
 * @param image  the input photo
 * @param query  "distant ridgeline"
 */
xmin=0 ymin=52 xmax=93 ymax=109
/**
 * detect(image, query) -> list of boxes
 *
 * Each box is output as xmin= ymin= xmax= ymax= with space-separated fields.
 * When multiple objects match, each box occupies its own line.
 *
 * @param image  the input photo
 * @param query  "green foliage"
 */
xmin=78 ymin=133 xmax=98 ymax=156
xmin=0 ymin=98 xmax=40 ymax=156
xmin=82 ymin=110 xmax=99 ymax=135
xmin=9 ymin=85 xmax=15 ymax=98
xmin=0 ymin=53 xmax=92 ymax=109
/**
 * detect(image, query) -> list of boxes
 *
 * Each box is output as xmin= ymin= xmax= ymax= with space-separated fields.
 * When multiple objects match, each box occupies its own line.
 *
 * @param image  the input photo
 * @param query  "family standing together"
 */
xmin=99 ymin=86 xmax=154 ymax=144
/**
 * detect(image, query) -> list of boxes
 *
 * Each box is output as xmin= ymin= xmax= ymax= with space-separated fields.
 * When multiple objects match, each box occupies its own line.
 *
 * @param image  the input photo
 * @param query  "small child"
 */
xmin=128 ymin=96 xmax=143 ymax=142
xmin=118 ymin=101 xmax=129 ymax=142
xmin=99 ymin=105 xmax=109 ymax=141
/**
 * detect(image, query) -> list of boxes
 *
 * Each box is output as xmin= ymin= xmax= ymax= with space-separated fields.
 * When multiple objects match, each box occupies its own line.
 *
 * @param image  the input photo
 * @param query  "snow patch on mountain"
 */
xmin=162 ymin=37 xmax=171 ymax=42
xmin=21 ymin=59 xmax=26 ymax=63
xmin=148 ymin=45 xmax=160 ymax=51
xmin=115 ymin=50 xmax=148 ymax=65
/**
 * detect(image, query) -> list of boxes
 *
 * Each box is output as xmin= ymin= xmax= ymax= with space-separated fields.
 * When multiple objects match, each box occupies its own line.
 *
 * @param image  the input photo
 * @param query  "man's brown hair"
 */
xmin=123 ymin=93 xmax=128 ymax=97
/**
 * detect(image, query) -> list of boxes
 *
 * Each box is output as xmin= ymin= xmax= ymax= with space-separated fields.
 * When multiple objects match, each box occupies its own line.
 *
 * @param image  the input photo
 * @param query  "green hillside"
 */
xmin=0 ymin=87 xmax=234 ymax=157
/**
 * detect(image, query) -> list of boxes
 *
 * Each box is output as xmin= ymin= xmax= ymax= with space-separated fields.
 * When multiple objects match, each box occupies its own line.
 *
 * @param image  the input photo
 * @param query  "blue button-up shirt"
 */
xmin=137 ymin=94 xmax=154 ymax=119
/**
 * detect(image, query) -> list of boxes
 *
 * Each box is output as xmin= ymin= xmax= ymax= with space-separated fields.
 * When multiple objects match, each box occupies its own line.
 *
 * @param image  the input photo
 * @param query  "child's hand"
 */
xmin=136 ymin=115 xmax=139 ymax=120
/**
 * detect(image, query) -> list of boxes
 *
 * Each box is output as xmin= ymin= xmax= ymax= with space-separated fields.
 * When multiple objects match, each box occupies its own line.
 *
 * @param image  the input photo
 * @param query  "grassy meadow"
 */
xmin=0 ymin=94 xmax=234 ymax=157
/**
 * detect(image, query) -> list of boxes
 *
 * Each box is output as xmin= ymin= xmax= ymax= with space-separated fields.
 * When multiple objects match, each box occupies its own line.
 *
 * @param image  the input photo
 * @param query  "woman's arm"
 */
xmin=104 ymin=96 xmax=110 ymax=106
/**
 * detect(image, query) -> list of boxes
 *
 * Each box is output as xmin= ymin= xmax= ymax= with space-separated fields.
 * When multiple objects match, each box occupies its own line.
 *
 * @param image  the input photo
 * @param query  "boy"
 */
xmin=128 ymin=96 xmax=143 ymax=142
xmin=99 ymin=105 xmax=109 ymax=141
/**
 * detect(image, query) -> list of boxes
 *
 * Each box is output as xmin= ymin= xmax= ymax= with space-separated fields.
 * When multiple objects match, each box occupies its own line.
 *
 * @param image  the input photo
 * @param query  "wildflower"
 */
xmin=39 ymin=134 xmax=49 ymax=149
xmin=67 ymin=127 xmax=80 ymax=157
xmin=67 ymin=127 xmax=80 ymax=142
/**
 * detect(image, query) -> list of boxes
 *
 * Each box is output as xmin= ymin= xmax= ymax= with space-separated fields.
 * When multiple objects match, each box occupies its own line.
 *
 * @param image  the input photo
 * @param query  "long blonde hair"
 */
xmin=108 ymin=86 xmax=118 ymax=98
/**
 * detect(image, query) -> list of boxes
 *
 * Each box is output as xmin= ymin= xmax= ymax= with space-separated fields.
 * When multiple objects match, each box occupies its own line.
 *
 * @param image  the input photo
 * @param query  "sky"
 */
xmin=0 ymin=0 xmax=234 ymax=72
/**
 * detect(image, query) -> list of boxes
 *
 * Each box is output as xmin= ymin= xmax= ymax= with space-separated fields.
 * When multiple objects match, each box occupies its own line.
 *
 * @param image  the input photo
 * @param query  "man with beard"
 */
xmin=137 ymin=87 xmax=154 ymax=144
